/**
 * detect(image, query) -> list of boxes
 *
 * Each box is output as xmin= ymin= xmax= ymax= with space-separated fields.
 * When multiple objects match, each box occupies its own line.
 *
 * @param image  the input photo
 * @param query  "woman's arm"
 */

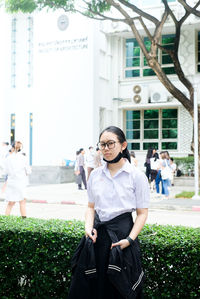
xmin=128 ymin=208 xmax=148 ymax=241
xmin=111 ymin=208 xmax=148 ymax=250
xmin=85 ymin=202 xmax=97 ymax=243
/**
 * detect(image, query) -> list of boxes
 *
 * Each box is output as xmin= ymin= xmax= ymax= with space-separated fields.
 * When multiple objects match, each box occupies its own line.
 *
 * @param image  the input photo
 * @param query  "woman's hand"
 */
xmin=111 ymin=239 xmax=130 ymax=250
xmin=85 ymin=228 xmax=97 ymax=243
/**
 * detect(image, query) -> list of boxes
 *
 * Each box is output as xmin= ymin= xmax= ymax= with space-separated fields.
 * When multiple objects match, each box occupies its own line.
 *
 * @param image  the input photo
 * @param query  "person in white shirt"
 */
xmin=170 ymin=157 xmax=177 ymax=186
xmin=3 ymin=141 xmax=31 ymax=218
xmin=130 ymin=150 xmax=138 ymax=167
xmin=86 ymin=146 xmax=95 ymax=180
xmin=84 ymin=126 xmax=150 ymax=298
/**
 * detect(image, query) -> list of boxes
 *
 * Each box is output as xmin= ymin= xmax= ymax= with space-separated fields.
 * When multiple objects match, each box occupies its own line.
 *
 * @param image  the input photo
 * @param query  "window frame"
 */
xmin=125 ymin=108 xmax=178 ymax=151
xmin=124 ymin=34 xmax=176 ymax=78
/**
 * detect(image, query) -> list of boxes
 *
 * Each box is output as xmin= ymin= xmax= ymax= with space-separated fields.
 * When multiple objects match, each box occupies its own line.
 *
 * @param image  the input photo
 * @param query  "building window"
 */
xmin=144 ymin=110 xmax=159 ymax=139
xmin=161 ymin=35 xmax=175 ymax=75
xmin=197 ymin=32 xmax=200 ymax=72
xmin=126 ymin=111 xmax=141 ymax=150
xmin=126 ymin=109 xmax=178 ymax=151
xmin=125 ymin=34 xmax=175 ymax=78
xmin=11 ymin=18 xmax=17 ymax=88
xmin=161 ymin=109 xmax=177 ymax=150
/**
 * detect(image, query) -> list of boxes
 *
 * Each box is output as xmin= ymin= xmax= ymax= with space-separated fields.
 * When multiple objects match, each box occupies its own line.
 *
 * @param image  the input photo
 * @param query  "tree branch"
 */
xmin=154 ymin=8 xmax=169 ymax=40
xmin=106 ymin=0 xmax=135 ymax=25
xmin=172 ymin=52 xmax=194 ymax=103
xmin=138 ymin=16 xmax=153 ymax=41
xmin=156 ymin=37 xmax=194 ymax=103
xmin=150 ymin=60 xmax=193 ymax=113
xmin=161 ymin=0 xmax=178 ymax=25
xmin=105 ymin=0 xmax=151 ymax=58
xmin=117 ymin=0 xmax=159 ymax=25
xmin=178 ymin=0 xmax=200 ymax=17
xmin=75 ymin=6 xmax=128 ymax=22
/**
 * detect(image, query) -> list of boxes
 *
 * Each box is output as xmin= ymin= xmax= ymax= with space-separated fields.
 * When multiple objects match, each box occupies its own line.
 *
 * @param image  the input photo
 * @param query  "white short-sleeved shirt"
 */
xmin=87 ymin=159 xmax=150 ymax=221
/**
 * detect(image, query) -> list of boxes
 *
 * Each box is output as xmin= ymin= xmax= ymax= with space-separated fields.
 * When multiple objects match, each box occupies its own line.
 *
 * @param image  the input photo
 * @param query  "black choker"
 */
xmin=103 ymin=152 xmax=123 ymax=164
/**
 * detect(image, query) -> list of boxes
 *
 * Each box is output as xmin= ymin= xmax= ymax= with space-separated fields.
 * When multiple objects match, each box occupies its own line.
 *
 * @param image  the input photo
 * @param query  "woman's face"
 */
xmin=160 ymin=152 xmax=165 ymax=159
xmin=15 ymin=141 xmax=22 ymax=151
xmin=99 ymin=131 xmax=127 ymax=161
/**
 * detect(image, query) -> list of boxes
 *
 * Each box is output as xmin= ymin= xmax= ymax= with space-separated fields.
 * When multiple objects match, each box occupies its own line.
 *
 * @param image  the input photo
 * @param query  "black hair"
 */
xmin=130 ymin=151 xmax=136 ymax=158
xmin=146 ymin=148 xmax=153 ymax=159
xmin=79 ymin=148 xmax=84 ymax=152
xmin=89 ymin=146 xmax=93 ymax=150
xmin=76 ymin=150 xmax=80 ymax=155
xmin=153 ymin=152 xmax=159 ymax=161
xmin=170 ymin=157 xmax=174 ymax=162
xmin=96 ymin=147 xmax=100 ymax=151
xmin=99 ymin=126 xmax=131 ymax=163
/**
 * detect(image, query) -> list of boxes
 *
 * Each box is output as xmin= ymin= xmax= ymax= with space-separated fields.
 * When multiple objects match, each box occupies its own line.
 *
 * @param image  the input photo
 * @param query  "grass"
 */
xmin=175 ymin=191 xmax=200 ymax=198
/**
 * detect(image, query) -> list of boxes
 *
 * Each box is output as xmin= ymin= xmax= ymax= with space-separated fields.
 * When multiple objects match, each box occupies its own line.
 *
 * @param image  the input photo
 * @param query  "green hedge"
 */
xmin=0 ymin=216 xmax=200 ymax=298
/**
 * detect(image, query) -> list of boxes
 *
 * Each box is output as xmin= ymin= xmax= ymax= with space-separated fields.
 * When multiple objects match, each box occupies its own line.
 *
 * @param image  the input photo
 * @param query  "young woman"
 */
xmin=150 ymin=151 xmax=159 ymax=192
xmin=4 ymin=141 xmax=31 ymax=218
xmin=69 ymin=126 xmax=150 ymax=299
xmin=144 ymin=148 xmax=153 ymax=181
xmin=160 ymin=151 xmax=172 ymax=200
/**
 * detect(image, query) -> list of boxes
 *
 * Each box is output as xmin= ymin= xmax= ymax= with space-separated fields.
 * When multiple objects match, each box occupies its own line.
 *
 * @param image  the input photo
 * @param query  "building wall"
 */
xmin=1 ymin=9 xmax=99 ymax=165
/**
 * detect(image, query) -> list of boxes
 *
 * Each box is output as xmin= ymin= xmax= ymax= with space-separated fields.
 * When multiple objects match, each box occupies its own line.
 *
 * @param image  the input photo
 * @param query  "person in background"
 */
xmin=150 ymin=151 xmax=159 ymax=192
xmin=1 ymin=145 xmax=15 ymax=194
xmin=68 ymin=126 xmax=150 ymax=299
xmin=77 ymin=148 xmax=87 ymax=190
xmin=155 ymin=152 xmax=165 ymax=197
xmin=144 ymin=148 xmax=153 ymax=181
xmin=93 ymin=147 xmax=103 ymax=168
xmin=130 ymin=150 xmax=138 ymax=167
xmin=0 ymin=142 xmax=10 ymax=178
xmin=74 ymin=150 xmax=82 ymax=190
xmin=86 ymin=146 xmax=95 ymax=180
xmin=160 ymin=151 xmax=172 ymax=200
xmin=3 ymin=141 xmax=31 ymax=218
xmin=170 ymin=158 xmax=177 ymax=186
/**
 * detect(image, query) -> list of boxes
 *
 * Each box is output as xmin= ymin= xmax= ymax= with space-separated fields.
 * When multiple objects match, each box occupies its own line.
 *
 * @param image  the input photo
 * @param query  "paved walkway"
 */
xmin=0 ymin=182 xmax=200 ymax=212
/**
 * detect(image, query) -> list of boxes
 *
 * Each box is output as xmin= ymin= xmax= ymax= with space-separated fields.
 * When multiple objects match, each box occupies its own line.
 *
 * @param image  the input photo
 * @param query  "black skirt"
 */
xmin=92 ymin=213 xmax=144 ymax=299
xmin=68 ymin=213 xmax=144 ymax=299
xmin=91 ymin=225 xmax=124 ymax=299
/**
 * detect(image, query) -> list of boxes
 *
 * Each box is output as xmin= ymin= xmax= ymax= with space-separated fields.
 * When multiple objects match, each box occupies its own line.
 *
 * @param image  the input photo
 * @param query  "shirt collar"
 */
xmin=102 ymin=159 xmax=132 ymax=176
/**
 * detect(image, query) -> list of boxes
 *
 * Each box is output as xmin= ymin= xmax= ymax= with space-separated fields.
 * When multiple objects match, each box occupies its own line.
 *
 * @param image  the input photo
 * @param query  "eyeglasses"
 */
xmin=97 ymin=141 xmax=118 ymax=150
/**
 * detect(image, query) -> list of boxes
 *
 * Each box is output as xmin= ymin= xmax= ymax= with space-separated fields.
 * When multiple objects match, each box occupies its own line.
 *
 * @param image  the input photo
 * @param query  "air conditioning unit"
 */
xmin=150 ymin=91 xmax=168 ymax=103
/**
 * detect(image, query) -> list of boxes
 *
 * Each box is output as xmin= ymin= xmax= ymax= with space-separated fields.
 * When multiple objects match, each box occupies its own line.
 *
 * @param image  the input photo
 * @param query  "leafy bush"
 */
xmin=0 ymin=216 xmax=84 ymax=298
xmin=0 ymin=216 xmax=200 ymax=298
xmin=140 ymin=224 xmax=200 ymax=298
xmin=173 ymin=156 xmax=194 ymax=176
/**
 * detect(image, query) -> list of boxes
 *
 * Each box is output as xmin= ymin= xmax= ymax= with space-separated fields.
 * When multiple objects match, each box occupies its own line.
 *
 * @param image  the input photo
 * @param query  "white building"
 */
xmin=0 ymin=0 xmax=199 ymax=167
